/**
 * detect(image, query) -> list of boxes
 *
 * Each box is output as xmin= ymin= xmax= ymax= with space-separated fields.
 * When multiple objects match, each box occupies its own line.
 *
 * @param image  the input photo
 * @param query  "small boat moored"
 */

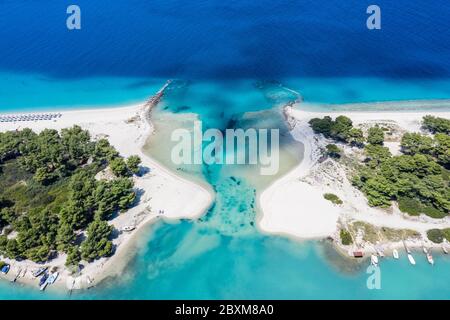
xmin=39 ymin=272 xmax=49 ymax=287
xmin=443 ymin=245 xmax=448 ymax=254
xmin=422 ymin=246 xmax=428 ymax=254
xmin=0 ymin=264 xmax=10 ymax=274
xmin=427 ymin=253 xmax=434 ymax=265
xmin=408 ymin=253 xmax=416 ymax=265
xmin=40 ymin=282 xmax=48 ymax=291
xmin=46 ymin=272 xmax=59 ymax=285
xmin=32 ymin=267 xmax=48 ymax=277
xmin=121 ymin=225 xmax=135 ymax=232
xmin=392 ymin=249 xmax=399 ymax=259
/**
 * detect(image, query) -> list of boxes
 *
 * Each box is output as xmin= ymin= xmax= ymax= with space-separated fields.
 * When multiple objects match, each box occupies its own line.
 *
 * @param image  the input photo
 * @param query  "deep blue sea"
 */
xmin=0 ymin=0 xmax=450 ymax=299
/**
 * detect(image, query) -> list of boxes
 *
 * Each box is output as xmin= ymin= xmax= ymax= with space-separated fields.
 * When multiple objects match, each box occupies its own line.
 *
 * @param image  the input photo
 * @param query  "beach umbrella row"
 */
xmin=0 ymin=113 xmax=62 ymax=122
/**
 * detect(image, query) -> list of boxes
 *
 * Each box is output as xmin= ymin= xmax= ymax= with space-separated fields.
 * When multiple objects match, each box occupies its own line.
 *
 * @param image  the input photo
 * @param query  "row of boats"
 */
xmin=32 ymin=267 xmax=59 ymax=291
xmin=0 ymin=264 xmax=59 ymax=291
xmin=369 ymin=241 xmax=448 ymax=267
xmin=0 ymin=113 xmax=62 ymax=122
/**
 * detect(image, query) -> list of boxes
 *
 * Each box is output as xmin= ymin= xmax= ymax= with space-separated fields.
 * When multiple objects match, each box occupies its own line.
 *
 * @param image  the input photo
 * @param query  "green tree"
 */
xmin=361 ymin=176 xmax=395 ymax=207
xmin=56 ymin=222 xmax=76 ymax=251
xmin=93 ymin=139 xmax=119 ymax=163
xmin=401 ymin=133 xmax=433 ymax=155
xmin=422 ymin=115 xmax=450 ymax=134
xmin=364 ymin=144 xmax=391 ymax=167
xmin=325 ymin=144 xmax=341 ymax=158
xmin=25 ymin=245 xmax=51 ymax=263
xmin=309 ymin=116 xmax=333 ymax=137
xmin=93 ymin=178 xmax=136 ymax=220
xmin=348 ymin=128 xmax=365 ymax=147
xmin=126 ymin=155 xmax=142 ymax=175
xmin=81 ymin=220 xmax=114 ymax=262
xmin=61 ymin=125 xmax=94 ymax=168
xmin=434 ymin=133 xmax=450 ymax=168
xmin=331 ymin=116 xmax=353 ymax=142
xmin=110 ymin=157 xmax=130 ymax=177
xmin=5 ymin=239 xmax=21 ymax=259
xmin=367 ymin=126 xmax=384 ymax=145
xmin=65 ymin=246 xmax=81 ymax=267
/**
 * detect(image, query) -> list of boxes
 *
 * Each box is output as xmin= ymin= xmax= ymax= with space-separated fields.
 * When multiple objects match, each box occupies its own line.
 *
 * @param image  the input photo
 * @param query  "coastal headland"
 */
xmin=0 ymin=83 xmax=214 ymax=290
xmin=259 ymin=104 xmax=450 ymax=258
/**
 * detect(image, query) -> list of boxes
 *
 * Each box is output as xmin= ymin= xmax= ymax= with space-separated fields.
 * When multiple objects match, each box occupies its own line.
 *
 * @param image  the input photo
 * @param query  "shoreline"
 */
xmin=0 ymin=91 xmax=215 ymax=291
xmin=258 ymin=103 xmax=450 ymax=256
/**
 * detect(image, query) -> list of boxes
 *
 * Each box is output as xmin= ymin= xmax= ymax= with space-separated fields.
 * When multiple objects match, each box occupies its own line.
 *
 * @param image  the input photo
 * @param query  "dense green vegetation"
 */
xmin=367 ymin=126 xmax=384 ymax=145
xmin=323 ymin=193 xmax=343 ymax=205
xmin=340 ymin=229 xmax=353 ymax=245
xmin=0 ymin=126 xmax=141 ymax=266
xmin=427 ymin=229 xmax=444 ymax=243
xmin=309 ymin=115 xmax=450 ymax=219
xmin=426 ymin=228 xmax=450 ymax=243
xmin=422 ymin=115 xmax=450 ymax=134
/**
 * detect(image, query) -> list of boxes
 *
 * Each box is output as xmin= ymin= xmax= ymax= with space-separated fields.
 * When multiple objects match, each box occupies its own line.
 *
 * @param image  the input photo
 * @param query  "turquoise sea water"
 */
xmin=1 ymin=75 xmax=450 ymax=299
xmin=3 ymin=72 xmax=450 ymax=112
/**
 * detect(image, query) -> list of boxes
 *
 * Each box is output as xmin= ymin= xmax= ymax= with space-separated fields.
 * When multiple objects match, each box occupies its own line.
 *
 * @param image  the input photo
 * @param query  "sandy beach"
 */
xmin=0 ymin=101 xmax=214 ymax=290
xmin=258 ymin=104 xmax=450 ymax=250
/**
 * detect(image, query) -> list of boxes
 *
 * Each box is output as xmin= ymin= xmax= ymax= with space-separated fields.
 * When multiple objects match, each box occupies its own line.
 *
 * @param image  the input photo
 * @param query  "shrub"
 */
xmin=398 ymin=197 xmax=447 ymax=219
xmin=109 ymin=158 xmax=130 ymax=177
xmin=427 ymin=229 xmax=444 ymax=243
xmin=422 ymin=115 xmax=450 ymax=134
xmin=324 ymin=193 xmax=343 ymax=205
xmin=367 ymin=126 xmax=384 ymax=145
xmin=325 ymin=144 xmax=341 ymax=158
xmin=442 ymin=228 xmax=450 ymax=242
xmin=126 ymin=155 xmax=141 ymax=175
xmin=340 ymin=229 xmax=353 ymax=245
xmin=398 ymin=197 xmax=421 ymax=216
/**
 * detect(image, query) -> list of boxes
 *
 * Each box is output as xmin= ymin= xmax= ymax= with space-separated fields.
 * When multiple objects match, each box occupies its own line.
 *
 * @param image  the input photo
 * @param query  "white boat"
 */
xmin=370 ymin=254 xmax=379 ymax=266
xmin=443 ymin=245 xmax=448 ymax=254
xmin=46 ymin=272 xmax=59 ymax=285
xmin=427 ymin=253 xmax=434 ymax=265
xmin=40 ymin=282 xmax=48 ymax=291
xmin=121 ymin=225 xmax=135 ymax=232
xmin=423 ymin=246 xmax=428 ymax=254
xmin=408 ymin=253 xmax=416 ymax=265
xmin=392 ymin=249 xmax=399 ymax=259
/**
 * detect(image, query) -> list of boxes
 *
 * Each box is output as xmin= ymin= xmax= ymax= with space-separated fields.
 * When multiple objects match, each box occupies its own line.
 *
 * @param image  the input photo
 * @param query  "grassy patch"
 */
xmin=340 ymin=229 xmax=353 ymax=245
xmin=398 ymin=196 xmax=447 ymax=219
xmin=323 ymin=193 xmax=343 ymax=205
xmin=427 ymin=229 xmax=444 ymax=243
xmin=349 ymin=221 xmax=420 ymax=244
xmin=442 ymin=228 xmax=450 ymax=242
